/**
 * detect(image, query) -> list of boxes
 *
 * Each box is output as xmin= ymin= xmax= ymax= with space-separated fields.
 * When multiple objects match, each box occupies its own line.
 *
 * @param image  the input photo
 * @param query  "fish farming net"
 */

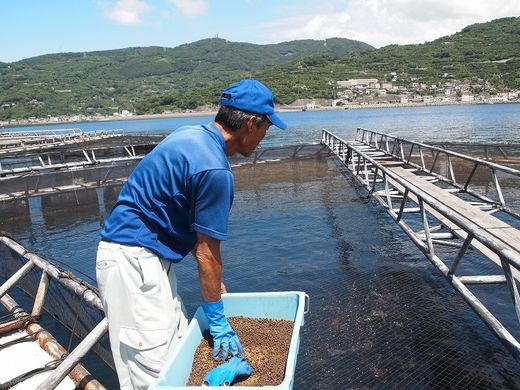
xmin=0 ymin=143 xmax=329 ymax=376
xmin=1 ymin=154 xmax=520 ymax=389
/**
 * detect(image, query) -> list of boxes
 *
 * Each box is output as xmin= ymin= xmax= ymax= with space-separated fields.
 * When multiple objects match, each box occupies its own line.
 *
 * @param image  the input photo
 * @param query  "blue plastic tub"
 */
xmin=149 ymin=291 xmax=309 ymax=389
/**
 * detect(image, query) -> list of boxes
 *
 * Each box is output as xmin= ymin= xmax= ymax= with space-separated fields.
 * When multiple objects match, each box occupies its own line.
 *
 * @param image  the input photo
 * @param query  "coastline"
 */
xmin=1 ymin=100 xmax=518 ymax=129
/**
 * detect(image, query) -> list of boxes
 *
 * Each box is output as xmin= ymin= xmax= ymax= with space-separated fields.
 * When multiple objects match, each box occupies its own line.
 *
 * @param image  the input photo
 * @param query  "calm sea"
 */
xmin=3 ymin=103 xmax=520 ymax=145
xmin=2 ymin=103 xmax=520 ymax=389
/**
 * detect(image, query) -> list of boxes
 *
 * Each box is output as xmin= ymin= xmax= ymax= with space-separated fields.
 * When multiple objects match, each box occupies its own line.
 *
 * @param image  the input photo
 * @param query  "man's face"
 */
xmin=238 ymin=118 xmax=271 ymax=157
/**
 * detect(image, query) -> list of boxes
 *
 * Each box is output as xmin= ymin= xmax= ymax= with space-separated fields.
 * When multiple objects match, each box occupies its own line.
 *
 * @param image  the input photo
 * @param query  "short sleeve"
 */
xmin=190 ymin=169 xmax=234 ymax=240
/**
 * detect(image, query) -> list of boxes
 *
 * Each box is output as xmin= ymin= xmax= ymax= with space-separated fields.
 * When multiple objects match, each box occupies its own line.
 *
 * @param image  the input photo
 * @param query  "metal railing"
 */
xmin=0 ymin=143 xmax=329 ymax=202
xmin=0 ymin=144 xmax=147 ymax=177
xmin=0 ymin=128 xmax=85 ymax=138
xmin=0 ymin=129 xmax=123 ymax=155
xmin=430 ymin=141 xmax=520 ymax=164
xmin=356 ymin=128 xmax=520 ymax=218
xmin=322 ymin=128 xmax=520 ymax=361
xmin=0 ymin=235 xmax=106 ymax=389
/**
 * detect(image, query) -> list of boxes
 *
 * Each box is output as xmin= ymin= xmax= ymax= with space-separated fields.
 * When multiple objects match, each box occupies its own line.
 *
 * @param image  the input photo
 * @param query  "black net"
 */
xmin=2 ymin=144 xmax=520 ymax=389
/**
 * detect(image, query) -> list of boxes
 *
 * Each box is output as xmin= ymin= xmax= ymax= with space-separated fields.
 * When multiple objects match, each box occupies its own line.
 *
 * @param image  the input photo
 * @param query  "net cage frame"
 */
xmin=0 ymin=233 xmax=109 ymax=389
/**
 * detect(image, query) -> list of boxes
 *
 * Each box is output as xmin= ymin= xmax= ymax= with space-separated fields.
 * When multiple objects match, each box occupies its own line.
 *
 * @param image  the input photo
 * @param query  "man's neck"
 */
xmin=213 ymin=121 xmax=241 ymax=156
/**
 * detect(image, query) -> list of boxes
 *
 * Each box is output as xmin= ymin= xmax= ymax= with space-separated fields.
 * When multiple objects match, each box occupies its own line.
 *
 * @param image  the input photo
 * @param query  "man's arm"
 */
xmin=192 ymin=231 xmax=243 ymax=360
xmin=192 ymin=231 xmax=223 ymax=302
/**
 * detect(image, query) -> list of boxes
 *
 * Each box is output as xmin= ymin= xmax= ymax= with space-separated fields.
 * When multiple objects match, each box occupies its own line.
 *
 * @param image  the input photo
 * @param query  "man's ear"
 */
xmin=245 ymin=116 xmax=257 ymax=133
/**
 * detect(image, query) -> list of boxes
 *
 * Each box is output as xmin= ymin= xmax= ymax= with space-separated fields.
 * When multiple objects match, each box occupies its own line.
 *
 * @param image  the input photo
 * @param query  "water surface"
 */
xmin=1 ymin=104 xmax=520 ymax=388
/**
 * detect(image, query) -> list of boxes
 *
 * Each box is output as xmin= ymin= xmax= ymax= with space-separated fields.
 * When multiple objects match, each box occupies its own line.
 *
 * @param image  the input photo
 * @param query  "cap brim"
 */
xmin=267 ymin=113 xmax=287 ymax=130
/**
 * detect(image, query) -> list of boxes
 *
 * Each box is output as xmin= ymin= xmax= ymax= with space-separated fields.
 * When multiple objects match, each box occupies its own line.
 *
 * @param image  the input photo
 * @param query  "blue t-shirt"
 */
xmin=100 ymin=122 xmax=233 ymax=262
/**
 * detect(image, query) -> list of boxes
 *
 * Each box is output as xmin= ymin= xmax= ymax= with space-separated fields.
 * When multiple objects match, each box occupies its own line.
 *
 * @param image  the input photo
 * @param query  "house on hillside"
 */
xmin=337 ymin=79 xmax=379 ymax=89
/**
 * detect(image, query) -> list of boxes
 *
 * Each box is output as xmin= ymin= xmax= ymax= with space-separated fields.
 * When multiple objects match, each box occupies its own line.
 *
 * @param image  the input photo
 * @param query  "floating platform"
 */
xmin=2 ymin=129 xmax=520 ymax=388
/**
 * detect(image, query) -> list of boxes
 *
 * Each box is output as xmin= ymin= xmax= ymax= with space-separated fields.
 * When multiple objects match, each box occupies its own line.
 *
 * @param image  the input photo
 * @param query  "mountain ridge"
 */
xmin=0 ymin=37 xmax=373 ymax=120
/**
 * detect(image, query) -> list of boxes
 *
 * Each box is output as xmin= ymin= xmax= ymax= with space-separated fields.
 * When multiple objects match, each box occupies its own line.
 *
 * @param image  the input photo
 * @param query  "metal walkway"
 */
xmin=322 ymin=128 xmax=520 ymax=360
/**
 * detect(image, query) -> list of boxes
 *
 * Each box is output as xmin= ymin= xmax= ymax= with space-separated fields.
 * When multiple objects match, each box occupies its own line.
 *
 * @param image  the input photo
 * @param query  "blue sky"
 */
xmin=2 ymin=0 xmax=519 ymax=63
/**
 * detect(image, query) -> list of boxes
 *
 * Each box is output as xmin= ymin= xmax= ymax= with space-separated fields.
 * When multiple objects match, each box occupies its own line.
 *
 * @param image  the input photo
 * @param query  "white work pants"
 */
xmin=96 ymin=241 xmax=188 ymax=390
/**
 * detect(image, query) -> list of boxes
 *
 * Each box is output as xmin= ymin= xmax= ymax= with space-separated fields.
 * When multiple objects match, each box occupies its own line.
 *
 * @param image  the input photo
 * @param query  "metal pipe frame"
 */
xmin=0 ymin=144 xmax=329 ymax=202
xmin=0 ymin=235 xmax=106 ymax=388
xmin=355 ymin=127 xmax=520 ymax=219
xmin=432 ymin=142 xmax=520 ymax=162
xmin=2 ymin=143 xmax=328 ymax=179
xmin=322 ymin=129 xmax=520 ymax=360
xmin=0 ymin=154 xmax=143 ymax=178
xmin=0 ymin=130 xmax=123 ymax=156
xmin=357 ymin=128 xmax=520 ymax=176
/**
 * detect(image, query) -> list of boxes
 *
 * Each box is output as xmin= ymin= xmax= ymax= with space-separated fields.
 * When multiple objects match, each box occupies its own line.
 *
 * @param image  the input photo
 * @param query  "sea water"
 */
xmin=1 ymin=104 xmax=520 ymax=389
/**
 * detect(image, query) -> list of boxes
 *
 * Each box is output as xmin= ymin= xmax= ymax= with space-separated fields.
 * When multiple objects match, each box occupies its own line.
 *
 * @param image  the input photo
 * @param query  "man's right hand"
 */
xmin=201 ymin=299 xmax=244 ymax=360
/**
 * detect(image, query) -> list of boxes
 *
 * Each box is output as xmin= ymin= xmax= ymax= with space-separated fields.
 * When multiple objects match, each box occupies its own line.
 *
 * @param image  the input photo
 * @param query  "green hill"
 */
xmin=123 ymin=16 xmax=520 ymax=114
xmin=256 ymin=17 xmax=520 ymax=103
xmin=0 ymin=38 xmax=372 ymax=120
xmin=2 ymin=17 xmax=519 ymax=121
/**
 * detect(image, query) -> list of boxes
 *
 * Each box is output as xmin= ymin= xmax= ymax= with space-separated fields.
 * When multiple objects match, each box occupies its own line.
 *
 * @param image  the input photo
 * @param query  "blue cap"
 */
xmin=220 ymin=79 xmax=287 ymax=130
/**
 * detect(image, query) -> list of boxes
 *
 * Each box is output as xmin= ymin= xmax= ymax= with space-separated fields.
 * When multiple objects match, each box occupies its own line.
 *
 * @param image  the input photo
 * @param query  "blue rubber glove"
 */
xmin=201 ymin=299 xmax=244 ymax=360
xmin=203 ymin=356 xmax=253 ymax=386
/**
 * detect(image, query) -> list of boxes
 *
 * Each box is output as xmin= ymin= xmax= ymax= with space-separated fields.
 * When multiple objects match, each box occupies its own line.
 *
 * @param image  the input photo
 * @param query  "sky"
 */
xmin=2 ymin=0 xmax=520 ymax=63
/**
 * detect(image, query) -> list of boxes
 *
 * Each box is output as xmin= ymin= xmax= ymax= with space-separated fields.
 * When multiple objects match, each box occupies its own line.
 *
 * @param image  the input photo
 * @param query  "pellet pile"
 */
xmin=188 ymin=316 xmax=293 ymax=386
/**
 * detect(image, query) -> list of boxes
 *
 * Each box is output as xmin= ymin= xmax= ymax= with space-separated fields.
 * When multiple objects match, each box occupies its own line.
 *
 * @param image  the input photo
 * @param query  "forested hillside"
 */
xmin=162 ymin=17 xmax=520 ymax=108
xmin=0 ymin=38 xmax=372 ymax=120
xmin=2 ymin=17 xmax=519 ymax=121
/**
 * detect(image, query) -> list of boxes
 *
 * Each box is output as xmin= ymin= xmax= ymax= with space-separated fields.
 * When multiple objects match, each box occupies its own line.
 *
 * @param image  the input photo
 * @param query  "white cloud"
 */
xmin=105 ymin=0 xmax=154 ymax=26
xmin=260 ymin=0 xmax=520 ymax=47
xmin=168 ymin=0 xmax=207 ymax=18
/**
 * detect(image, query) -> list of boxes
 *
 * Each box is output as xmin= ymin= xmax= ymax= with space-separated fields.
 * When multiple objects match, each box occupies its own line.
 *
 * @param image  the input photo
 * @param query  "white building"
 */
xmin=337 ymin=79 xmax=379 ymax=88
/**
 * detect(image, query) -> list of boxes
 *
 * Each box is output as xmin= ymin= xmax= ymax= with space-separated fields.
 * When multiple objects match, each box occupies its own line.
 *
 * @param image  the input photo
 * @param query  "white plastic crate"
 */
xmin=150 ymin=291 xmax=308 ymax=389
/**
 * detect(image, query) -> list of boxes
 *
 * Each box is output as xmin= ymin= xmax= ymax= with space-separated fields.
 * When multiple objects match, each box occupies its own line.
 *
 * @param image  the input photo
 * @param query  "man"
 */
xmin=96 ymin=79 xmax=286 ymax=389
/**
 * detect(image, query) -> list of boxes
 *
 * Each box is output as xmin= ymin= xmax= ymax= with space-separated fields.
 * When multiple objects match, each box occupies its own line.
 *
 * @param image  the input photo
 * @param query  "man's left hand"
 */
xmin=201 ymin=299 xmax=244 ymax=360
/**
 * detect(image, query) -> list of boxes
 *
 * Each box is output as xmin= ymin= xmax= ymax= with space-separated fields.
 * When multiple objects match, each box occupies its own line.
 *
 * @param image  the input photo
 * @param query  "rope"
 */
xmin=55 ymin=266 xmax=99 ymax=295
xmin=66 ymin=287 xmax=88 ymax=353
xmin=49 ymin=257 xmax=97 ymax=285
xmin=0 ymin=314 xmax=40 ymax=333
xmin=0 ymin=328 xmax=42 ymax=351
xmin=0 ymin=354 xmax=66 ymax=389
xmin=0 ymin=312 xmax=18 ymax=324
